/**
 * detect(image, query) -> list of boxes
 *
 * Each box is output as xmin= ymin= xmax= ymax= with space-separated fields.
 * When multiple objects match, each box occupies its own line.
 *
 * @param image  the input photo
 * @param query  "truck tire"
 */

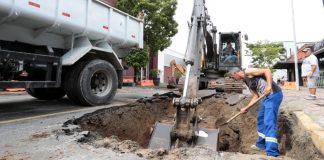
xmin=26 ymin=88 xmax=66 ymax=100
xmin=64 ymin=59 xmax=118 ymax=106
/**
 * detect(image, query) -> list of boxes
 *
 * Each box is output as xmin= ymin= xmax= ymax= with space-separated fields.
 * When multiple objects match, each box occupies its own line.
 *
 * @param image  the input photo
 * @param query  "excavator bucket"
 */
xmin=148 ymin=122 xmax=173 ymax=150
xmin=195 ymin=128 xmax=219 ymax=151
xmin=148 ymin=122 xmax=219 ymax=151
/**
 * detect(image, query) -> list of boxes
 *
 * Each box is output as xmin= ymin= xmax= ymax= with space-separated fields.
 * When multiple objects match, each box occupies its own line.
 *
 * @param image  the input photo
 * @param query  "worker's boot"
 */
xmin=250 ymin=144 xmax=265 ymax=151
xmin=265 ymin=155 xmax=284 ymax=160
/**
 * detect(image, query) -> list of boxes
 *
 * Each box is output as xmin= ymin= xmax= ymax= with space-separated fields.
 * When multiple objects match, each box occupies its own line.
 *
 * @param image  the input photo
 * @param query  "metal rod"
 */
xmin=291 ymin=0 xmax=300 ymax=90
xmin=183 ymin=64 xmax=192 ymax=98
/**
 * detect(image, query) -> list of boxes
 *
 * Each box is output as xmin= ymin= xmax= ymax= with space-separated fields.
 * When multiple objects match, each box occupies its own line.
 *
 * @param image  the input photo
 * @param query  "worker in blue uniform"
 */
xmin=228 ymin=67 xmax=283 ymax=157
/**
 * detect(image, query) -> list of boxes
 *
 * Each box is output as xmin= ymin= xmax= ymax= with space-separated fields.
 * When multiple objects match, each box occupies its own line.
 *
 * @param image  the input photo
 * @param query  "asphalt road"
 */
xmin=0 ymin=87 xmax=171 ymax=123
xmin=0 ymin=87 xmax=173 ymax=160
xmin=0 ymin=87 xmax=271 ymax=160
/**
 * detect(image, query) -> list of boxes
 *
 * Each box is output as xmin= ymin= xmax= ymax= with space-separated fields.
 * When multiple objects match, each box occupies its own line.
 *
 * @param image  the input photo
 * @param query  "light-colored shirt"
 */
xmin=301 ymin=62 xmax=311 ymax=77
xmin=303 ymin=54 xmax=319 ymax=77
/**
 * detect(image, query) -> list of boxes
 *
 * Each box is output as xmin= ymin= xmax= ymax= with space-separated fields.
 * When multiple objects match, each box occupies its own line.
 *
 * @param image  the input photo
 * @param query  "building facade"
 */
xmin=273 ymin=40 xmax=324 ymax=86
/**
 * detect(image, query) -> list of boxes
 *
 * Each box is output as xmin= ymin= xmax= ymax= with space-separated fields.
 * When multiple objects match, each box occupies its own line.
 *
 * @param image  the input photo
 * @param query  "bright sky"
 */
xmin=169 ymin=0 xmax=324 ymax=54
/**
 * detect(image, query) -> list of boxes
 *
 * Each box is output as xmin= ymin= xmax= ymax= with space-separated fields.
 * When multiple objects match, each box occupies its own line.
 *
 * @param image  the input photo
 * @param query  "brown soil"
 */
xmin=22 ymin=131 xmax=51 ymax=142
xmin=70 ymin=92 xmax=323 ymax=159
xmin=31 ymin=132 xmax=50 ymax=139
xmin=74 ymin=93 xmax=258 ymax=153
xmin=278 ymin=112 xmax=324 ymax=160
xmin=196 ymin=96 xmax=258 ymax=153
xmin=74 ymin=94 xmax=175 ymax=147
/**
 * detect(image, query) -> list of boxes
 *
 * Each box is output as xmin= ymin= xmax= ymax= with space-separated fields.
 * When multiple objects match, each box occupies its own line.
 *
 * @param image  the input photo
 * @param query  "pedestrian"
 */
xmin=228 ymin=67 xmax=283 ymax=158
xmin=301 ymin=58 xmax=311 ymax=87
xmin=302 ymin=48 xmax=320 ymax=100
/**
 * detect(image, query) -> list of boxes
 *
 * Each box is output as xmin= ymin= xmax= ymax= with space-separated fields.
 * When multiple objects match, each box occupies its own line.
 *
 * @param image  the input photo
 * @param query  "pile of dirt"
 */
xmin=278 ymin=112 xmax=324 ymax=160
xmin=195 ymin=96 xmax=257 ymax=153
xmin=63 ymin=92 xmax=323 ymax=160
xmin=72 ymin=92 xmax=259 ymax=154
xmin=73 ymin=93 xmax=175 ymax=147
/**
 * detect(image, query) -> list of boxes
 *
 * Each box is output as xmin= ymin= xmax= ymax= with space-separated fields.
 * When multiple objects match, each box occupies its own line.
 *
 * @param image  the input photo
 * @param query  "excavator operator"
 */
xmin=222 ymin=42 xmax=237 ymax=64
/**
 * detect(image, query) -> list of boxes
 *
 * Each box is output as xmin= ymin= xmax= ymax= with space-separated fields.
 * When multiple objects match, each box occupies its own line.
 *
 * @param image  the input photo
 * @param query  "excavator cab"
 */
xmin=202 ymin=32 xmax=245 ymax=92
xmin=218 ymin=32 xmax=242 ymax=71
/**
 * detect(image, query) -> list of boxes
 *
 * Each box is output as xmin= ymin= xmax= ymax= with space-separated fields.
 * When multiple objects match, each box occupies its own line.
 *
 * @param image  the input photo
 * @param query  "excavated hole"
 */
xmin=70 ymin=92 xmax=323 ymax=159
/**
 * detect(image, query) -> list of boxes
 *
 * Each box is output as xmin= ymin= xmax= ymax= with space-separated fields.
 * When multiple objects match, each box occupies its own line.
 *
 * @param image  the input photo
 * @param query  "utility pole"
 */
xmin=291 ymin=0 xmax=300 ymax=90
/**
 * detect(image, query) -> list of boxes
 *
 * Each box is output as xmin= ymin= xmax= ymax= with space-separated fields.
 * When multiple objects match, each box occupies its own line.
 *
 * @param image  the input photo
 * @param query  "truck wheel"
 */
xmin=64 ymin=59 xmax=118 ymax=106
xmin=26 ymin=88 xmax=66 ymax=100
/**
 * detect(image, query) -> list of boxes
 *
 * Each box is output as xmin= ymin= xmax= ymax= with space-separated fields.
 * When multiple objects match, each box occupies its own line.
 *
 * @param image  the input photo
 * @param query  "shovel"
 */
xmin=217 ymin=94 xmax=265 ymax=126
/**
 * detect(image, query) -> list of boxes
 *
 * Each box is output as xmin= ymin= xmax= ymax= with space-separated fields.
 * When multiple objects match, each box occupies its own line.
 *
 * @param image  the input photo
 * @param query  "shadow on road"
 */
xmin=0 ymin=96 xmax=83 ymax=121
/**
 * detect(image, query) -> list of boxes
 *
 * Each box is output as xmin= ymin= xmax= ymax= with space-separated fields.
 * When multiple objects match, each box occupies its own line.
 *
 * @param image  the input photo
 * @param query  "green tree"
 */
xmin=117 ymin=0 xmax=178 ymax=54
xmin=246 ymin=41 xmax=286 ymax=69
xmin=125 ymin=48 xmax=149 ymax=82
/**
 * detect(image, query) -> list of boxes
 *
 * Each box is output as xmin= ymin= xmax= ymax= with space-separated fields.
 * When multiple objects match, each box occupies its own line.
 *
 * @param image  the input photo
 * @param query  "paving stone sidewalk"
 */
xmin=282 ymin=87 xmax=324 ymax=127
xmin=282 ymin=87 xmax=324 ymax=155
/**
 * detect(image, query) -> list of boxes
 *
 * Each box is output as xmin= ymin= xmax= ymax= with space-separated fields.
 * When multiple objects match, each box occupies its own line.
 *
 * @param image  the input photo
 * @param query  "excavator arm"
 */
xmin=149 ymin=0 xmax=219 ymax=151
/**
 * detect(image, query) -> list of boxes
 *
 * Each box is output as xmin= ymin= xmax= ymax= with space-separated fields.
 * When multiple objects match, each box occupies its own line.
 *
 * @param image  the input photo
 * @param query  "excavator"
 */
xmin=149 ymin=0 xmax=246 ymax=151
xmin=167 ymin=59 xmax=185 ymax=88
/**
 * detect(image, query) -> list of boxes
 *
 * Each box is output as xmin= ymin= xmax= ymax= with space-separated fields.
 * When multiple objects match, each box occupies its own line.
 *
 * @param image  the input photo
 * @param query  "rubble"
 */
xmin=225 ymin=94 xmax=247 ymax=106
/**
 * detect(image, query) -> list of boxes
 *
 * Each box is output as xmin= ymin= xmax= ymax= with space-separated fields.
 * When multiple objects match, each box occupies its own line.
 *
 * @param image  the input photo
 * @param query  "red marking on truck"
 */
xmin=103 ymin=25 xmax=109 ymax=30
xmin=28 ymin=1 xmax=40 ymax=8
xmin=131 ymin=34 xmax=136 ymax=38
xmin=62 ymin=12 xmax=71 ymax=17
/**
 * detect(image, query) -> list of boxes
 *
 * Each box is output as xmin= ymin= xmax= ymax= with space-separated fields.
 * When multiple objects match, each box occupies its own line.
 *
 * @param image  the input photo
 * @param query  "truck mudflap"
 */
xmin=148 ymin=122 xmax=219 ymax=151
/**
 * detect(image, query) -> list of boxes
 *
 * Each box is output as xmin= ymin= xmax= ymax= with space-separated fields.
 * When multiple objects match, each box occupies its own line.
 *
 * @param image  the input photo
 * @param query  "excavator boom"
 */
xmin=149 ymin=0 xmax=219 ymax=151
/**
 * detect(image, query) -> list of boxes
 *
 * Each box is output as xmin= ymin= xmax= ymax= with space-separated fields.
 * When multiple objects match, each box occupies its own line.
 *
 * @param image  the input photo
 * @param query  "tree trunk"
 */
xmin=134 ymin=67 xmax=138 ymax=83
xmin=148 ymin=47 xmax=158 ymax=80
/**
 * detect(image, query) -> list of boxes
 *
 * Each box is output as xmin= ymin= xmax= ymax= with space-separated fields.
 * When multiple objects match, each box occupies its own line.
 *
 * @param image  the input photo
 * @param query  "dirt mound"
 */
xmin=74 ymin=94 xmax=174 ymax=147
xmin=278 ymin=112 xmax=323 ymax=160
xmin=73 ymin=93 xmax=259 ymax=154
xmin=196 ymin=96 xmax=257 ymax=153
xmin=65 ymin=92 xmax=323 ymax=160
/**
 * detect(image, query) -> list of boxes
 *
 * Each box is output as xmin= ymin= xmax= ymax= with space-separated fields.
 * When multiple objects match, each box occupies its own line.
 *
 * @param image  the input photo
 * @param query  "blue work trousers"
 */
xmin=255 ymin=91 xmax=283 ymax=157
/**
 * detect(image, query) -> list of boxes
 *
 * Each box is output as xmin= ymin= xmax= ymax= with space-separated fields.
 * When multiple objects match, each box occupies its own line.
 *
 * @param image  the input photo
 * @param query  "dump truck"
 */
xmin=0 ymin=0 xmax=143 ymax=105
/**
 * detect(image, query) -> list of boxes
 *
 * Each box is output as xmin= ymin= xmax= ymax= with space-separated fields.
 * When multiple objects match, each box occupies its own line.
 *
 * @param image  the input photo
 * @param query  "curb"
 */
xmin=0 ymin=91 xmax=26 ymax=95
xmin=293 ymin=111 xmax=324 ymax=155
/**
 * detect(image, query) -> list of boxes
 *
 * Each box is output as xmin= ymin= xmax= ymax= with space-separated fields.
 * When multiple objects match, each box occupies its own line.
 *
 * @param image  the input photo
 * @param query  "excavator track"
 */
xmin=207 ymin=77 xmax=244 ymax=93
xmin=224 ymin=77 xmax=244 ymax=93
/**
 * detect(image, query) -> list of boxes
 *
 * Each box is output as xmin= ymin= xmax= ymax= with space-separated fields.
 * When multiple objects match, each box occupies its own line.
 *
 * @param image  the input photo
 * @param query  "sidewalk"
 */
xmin=282 ymin=87 xmax=324 ymax=155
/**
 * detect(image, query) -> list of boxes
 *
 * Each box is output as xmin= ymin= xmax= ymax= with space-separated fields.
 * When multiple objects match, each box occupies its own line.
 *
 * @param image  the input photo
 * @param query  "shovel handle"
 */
xmin=226 ymin=94 xmax=265 ymax=124
xmin=244 ymin=94 xmax=265 ymax=111
xmin=226 ymin=112 xmax=242 ymax=123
